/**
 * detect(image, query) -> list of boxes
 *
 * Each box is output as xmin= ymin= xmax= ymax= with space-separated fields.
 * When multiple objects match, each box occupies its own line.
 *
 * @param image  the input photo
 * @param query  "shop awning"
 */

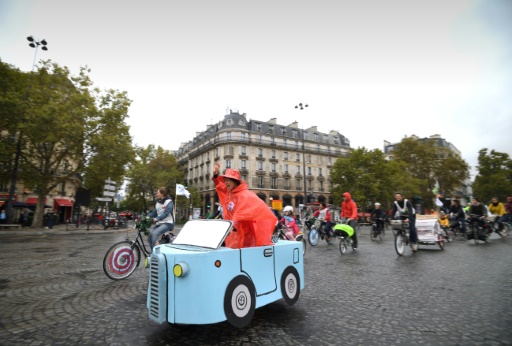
xmin=26 ymin=198 xmax=38 ymax=205
xmin=54 ymin=198 xmax=73 ymax=207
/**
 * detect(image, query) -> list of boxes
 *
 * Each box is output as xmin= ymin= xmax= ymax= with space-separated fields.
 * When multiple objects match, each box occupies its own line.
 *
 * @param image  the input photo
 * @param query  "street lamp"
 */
xmin=295 ymin=103 xmax=309 ymax=206
xmin=6 ymin=36 xmax=48 ymax=223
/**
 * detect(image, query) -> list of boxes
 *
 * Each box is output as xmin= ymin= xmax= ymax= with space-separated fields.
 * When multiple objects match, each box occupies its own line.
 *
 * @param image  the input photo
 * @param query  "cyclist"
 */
xmin=390 ymin=192 xmax=418 ymax=251
xmin=341 ymin=192 xmax=359 ymax=249
xmin=448 ymin=199 xmax=466 ymax=235
xmin=370 ymin=202 xmax=386 ymax=233
xmin=313 ymin=202 xmax=333 ymax=241
xmin=280 ymin=205 xmax=300 ymax=240
xmin=498 ymin=196 xmax=512 ymax=230
xmin=467 ymin=197 xmax=488 ymax=241
xmin=488 ymin=197 xmax=506 ymax=232
xmin=147 ymin=187 xmax=175 ymax=252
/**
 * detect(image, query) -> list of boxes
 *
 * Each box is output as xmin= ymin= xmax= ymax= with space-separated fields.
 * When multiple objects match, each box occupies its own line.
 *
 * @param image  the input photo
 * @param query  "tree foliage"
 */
xmin=391 ymin=137 xmax=469 ymax=208
xmin=0 ymin=60 xmax=134 ymax=227
xmin=330 ymin=147 xmax=420 ymax=210
xmin=472 ymin=149 xmax=512 ymax=203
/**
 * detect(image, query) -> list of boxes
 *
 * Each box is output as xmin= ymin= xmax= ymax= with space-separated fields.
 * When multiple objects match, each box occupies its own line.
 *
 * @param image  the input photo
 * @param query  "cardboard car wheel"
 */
xmin=224 ymin=275 xmax=256 ymax=328
xmin=280 ymin=266 xmax=300 ymax=306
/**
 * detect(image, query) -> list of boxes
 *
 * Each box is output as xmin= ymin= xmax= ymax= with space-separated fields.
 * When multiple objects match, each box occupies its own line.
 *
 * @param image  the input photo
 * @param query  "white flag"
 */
xmin=176 ymin=184 xmax=190 ymax=198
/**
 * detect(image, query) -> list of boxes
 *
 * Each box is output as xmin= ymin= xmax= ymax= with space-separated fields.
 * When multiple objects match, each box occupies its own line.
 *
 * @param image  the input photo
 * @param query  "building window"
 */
xmin=281 ymin=127 xmax=286 ymax=135
xmin=271 ymin=177 xmax=277 ymax=189
xmin=284 ymin=164 xmax=288 ymax=173
xmin=308 ymin=167 xmax=312 ymax=175
xmin=258 ymin=161 xmax=264 ymax=170
xmin=334 ymin=136 xmax=339 ymax=144
xmin=284 ymin=151 xmax=288 ymax=160
xmin=258 ymin=148 xmax=263 ymax=157
xmin=284 ymin=178 xmax=290 ymax=190
xmin=292 ymin=130 xmax=298 ymax=138
xmin=314 ymin=133 xmax=319 ymax=141
xmin=226 ymin=119 xmax=233 ymax=125
xmin=214 ymin=148 xmax=219 ymax=157
xmin=225 ymin=159 xmax=232 ymax=168
xmin=241 ymin=160 xmax=247 ymax=169
xmin=269 ymin=125 xmax=274 ymax=133
xmin=256 ymin=123 xmax=262 ymax=131
xmin=296 ymin=165 xmax=301 ymax=174
xmin=319 ymin=168 xmax=323 ymax=176
xmin=296 ymin=153 xmax=300 ymax=162
xmin=227 ymin=132 xmax=232 ymax=140
xmin=271 ymin=150 xmax=276 ymax=158
xmin=271 ymin=163 xmax=276 ymax=172
xmin=258 ymin=134 xmax=263 ymax=143
xmin=258 ymin=176 xmax=264 ymax=188
xmin=240 ymin=145 xmax=247 ymax=155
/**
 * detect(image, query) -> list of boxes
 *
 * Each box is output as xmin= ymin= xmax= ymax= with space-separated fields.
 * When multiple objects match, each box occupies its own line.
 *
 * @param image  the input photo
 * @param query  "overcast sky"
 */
xmin=1 ymin=0 xmax=511 ymax=179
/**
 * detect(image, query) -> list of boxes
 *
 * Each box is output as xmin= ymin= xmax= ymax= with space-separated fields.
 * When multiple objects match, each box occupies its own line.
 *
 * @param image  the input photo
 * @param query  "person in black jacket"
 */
xmin=390 ymin=193 xmax=418 ymax=251
xmin=448 ymin=199 xmax=466 ymax=234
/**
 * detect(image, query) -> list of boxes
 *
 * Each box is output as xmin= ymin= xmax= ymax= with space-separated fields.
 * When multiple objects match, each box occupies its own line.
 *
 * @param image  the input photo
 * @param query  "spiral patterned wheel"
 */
xmin=103 ymin=241 xmax=141 ymax=280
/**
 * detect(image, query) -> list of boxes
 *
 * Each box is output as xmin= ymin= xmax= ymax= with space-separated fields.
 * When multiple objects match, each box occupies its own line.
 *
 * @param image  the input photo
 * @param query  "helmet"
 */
xmin=375 ymin=202 xmax=381 ymax=206
xmin=283 ymin=206 xmax=294 ymax=213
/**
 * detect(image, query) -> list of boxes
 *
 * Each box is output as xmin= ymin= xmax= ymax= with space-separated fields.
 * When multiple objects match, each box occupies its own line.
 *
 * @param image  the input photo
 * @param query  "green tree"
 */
xmin=330 ymin=147 xmax=421 ymax=210
xmin=0 ymin=61 xmax=134 ymax=227
xmin=125 ymin=145 xmax=184 ymax=213
xmin=472 ymin=148 xmax=512 ymax=203
xmin=391 ymin=137 xmax=469 ymax=209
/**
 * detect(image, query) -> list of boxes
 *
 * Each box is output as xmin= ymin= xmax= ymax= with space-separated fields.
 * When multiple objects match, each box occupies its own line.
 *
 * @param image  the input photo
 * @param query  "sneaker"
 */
xmin=352 ymin=242 xmax=358 ymax=249
xmin=327 ymin=236 xmax=333 ymax=242
xmin=411 ymin=243 xmax=418 ymax=252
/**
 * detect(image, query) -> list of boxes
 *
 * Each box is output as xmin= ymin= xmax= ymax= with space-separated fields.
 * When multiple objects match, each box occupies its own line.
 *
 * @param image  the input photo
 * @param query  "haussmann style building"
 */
xmin=175 ymin=110 xmax=352 ymax=216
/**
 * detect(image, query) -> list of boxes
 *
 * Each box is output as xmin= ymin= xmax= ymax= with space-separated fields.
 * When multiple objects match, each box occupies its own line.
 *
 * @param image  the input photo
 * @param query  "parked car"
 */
xmin=147 ymin=219 xmax=304 ymax=328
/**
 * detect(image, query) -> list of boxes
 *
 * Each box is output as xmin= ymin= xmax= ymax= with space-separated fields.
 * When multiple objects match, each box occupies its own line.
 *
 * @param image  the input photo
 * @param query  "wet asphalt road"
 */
xmin=0 ymin=226 xmax=511 ymax=346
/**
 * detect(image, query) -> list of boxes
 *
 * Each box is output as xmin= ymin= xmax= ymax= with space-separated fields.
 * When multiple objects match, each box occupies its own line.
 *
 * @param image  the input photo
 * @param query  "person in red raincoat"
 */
xmin=212 ymin=162 xmax=277 ymax=248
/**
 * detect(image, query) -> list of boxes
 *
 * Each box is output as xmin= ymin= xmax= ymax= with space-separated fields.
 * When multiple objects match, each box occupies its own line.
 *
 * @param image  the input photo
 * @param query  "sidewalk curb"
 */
xmin=0 ymin=224 xmax=184 ymax=236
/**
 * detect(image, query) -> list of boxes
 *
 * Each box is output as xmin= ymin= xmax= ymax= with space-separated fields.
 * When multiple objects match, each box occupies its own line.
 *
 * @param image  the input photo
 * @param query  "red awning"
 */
xmin=54 ymin=198 xmax=73 ymax=207
xmin=26 ymin=198 xmax=38 ymax=205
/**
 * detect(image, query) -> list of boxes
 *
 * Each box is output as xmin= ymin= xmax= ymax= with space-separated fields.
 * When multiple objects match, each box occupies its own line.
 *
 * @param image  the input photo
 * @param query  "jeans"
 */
xmin=348 ymin=219 xmax=358 ymax=244
xmin=148 ymin=223 xmax=174 ymax=252
xmin=405 ymin=217 xmax=418 ymax=243
xmin=498 ymin=213 xmax=511 ymax=230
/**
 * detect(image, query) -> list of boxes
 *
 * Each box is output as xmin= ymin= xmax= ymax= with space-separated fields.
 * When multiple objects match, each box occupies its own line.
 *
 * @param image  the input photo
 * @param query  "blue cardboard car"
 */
xmin=147 ymin=219 xmax=304 ymax=328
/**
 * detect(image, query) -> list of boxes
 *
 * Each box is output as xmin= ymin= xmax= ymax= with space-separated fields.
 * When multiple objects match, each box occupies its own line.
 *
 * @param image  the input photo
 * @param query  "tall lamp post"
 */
xmin=6 ymin=36 xmax=48 ymax=223
xmin=295 ymin=103 xmax=308 ymax=206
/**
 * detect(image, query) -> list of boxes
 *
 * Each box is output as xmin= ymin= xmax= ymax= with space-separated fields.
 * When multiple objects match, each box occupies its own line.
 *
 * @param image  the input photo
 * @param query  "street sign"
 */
xmin=96 ymin=197 xmax=112 ymax=202
xmin=104 ymin=185 xmax=116 ymax=191
xmin=105 ymin=179 xmax=116 ymax=185
xmin=103 ymin=191 xmax=116 ymax=197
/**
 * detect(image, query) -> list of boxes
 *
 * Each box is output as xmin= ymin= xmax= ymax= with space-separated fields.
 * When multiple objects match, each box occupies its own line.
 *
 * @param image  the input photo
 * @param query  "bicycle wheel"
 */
xmin=394 ymin=232 xmax=405 ymax=256
xmin=103 ymin=241 xmax=141 ymax=280
xmin=326 ymin=232 xmax=336 ymax=245
xmin=438 ymin=236 xmax=444 ymax=250
xmin=473 ymin=225 xmax=479 ymax=245
xmin=308 ymin=229 xmax=319 ymax=246
xmin=497 ymin=223 xmax=509 ymax=238
xmin=370 ymin=225 xmax=376 ymax=242
xmin=339 ymin=237 xmax=348 ymax=254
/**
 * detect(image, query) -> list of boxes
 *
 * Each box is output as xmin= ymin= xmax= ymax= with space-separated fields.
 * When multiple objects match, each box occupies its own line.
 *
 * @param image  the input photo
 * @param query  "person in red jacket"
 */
xmin=341 ymin=192 xmax=359 ymax=249
xmin=212 ymin=161 xmax=277 ymax=248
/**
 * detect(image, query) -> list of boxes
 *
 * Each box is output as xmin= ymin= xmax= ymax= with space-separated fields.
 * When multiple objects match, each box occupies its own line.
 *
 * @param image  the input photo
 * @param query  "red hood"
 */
xmin=343 ymin=192 xmax=352 ymax=201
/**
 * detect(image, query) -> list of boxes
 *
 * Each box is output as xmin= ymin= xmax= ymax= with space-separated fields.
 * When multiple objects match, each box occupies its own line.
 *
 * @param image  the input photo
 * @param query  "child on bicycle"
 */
xmin=313 ymin=202 xmax=333 ymax=241
xmin=280 ymin=205 xmax=300 ymax=240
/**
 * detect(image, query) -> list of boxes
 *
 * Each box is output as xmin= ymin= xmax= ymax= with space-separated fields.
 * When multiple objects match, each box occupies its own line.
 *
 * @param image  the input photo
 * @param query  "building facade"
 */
xmin=175 ymin=110 xmax=352 ymax=215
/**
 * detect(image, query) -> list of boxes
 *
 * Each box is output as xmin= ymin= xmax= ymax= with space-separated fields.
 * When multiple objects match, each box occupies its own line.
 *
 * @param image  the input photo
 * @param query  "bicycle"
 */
xmin=271 ymin=223 xmax=307 ymax=256
xmin=307 ymin=218 xmax=336 ymax=246
xmin=486 ymin=215 xmax=509 ymax=239
xmin=391 ymin=218 xmax=411 ymax=256
xmin=370 ymin=218 xmax=385 ymax=241
xmin=448 ymin=216 xmax=466 ymax=240
xmin=103 ymin=216 xmax=176 ymax=280
xmin=466 ymin=215 xmax=489 ymax=244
